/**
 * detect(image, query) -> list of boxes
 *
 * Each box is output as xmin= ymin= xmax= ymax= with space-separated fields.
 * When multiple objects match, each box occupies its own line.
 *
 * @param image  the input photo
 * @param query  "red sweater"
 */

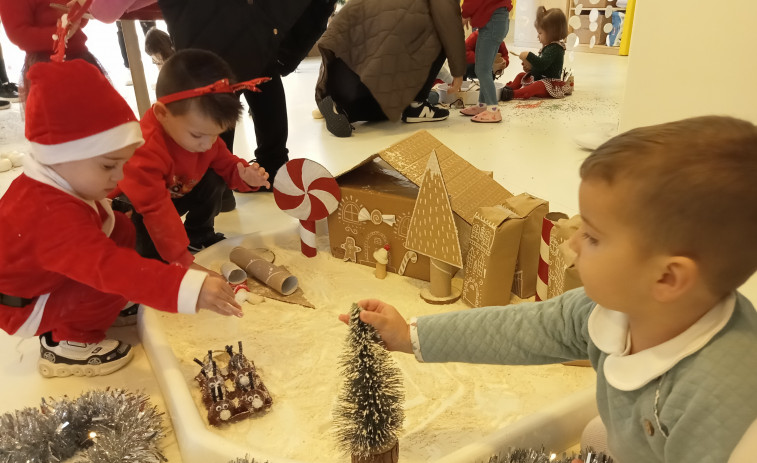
xmin=116 ymin=106 xmax=255 ymax=266
xmin=0 ymin=0 xmax=89 ymax=55
xmin=465 ymin=30 xmax=509 ymax=65
xmin=461 ymin=0 xmax=512 ymax=30
xmin=0 ymin=175 xmax=189 ymax=335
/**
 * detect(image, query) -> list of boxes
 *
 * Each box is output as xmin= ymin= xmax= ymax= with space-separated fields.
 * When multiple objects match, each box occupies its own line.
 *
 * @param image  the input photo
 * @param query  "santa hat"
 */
xmin=25 ymin=59 xmax=143 ymax=165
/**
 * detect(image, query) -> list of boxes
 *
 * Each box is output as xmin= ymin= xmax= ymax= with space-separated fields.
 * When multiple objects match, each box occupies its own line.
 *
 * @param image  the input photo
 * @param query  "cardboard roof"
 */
xmin=338 ymin=130 xmax=513 ymax=226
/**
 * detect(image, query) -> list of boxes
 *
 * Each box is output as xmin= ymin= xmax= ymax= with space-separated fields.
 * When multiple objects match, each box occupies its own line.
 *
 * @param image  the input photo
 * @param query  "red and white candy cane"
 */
xmin=273 ymin=159 xmax=341 ymax=257
xmin=535 ymin=216 xmax=556 ymax=301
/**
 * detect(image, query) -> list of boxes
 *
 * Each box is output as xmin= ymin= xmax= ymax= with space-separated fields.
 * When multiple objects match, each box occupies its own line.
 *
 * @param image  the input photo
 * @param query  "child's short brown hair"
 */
xmin=156 ymin=49 xmax=242 ymax=130
xmin=535 ymin=7 xmax=568 ymax=43
xmin=580 ymin=116 xmax=757 ymax=295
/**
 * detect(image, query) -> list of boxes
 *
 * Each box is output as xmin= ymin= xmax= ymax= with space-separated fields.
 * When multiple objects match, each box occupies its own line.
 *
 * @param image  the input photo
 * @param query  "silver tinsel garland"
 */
xmin=0 ymin=389 xmax=166 ymax=463
xmin=229 ymin=447 xmax=611 ymax=463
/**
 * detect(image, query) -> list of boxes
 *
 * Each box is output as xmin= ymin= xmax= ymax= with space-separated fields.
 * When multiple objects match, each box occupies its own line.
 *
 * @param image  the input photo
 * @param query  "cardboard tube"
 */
xmin=230 ymin=247 xmax=299 ymax=296
xmin=221 ymin=262 xmax=247 ymax=285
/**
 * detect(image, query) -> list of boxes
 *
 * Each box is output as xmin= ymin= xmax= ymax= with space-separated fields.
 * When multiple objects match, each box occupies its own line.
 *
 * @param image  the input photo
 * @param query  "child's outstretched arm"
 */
xmin=237 ymin=162 xmax=271 ymax=190
xmin=197 ymin=274 xmax=243 ymax=317
xmin=338 ymin=299 xmax=413 ymax=354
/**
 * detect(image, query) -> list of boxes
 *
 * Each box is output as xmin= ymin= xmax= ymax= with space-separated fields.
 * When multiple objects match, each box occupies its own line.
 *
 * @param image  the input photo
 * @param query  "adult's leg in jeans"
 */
xmin=176 ymin=169 xmax=227 ymax=242
xmin=116 ymin=22 xmax=130 ymax=68
xmin=243 ymin=76 xmax=289 ymax=181
xmin=413 ymin=52 xmax=446 ymax=103
xmin=326 ymin=58 xmax=387 ymax=122
xmin=475 ymin=9 xmax=509 ymax=105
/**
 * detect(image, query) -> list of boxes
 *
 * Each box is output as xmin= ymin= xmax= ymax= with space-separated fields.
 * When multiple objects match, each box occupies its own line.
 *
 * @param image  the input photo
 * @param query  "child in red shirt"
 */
xmin=114 ymin=49 xmax=270 ymax=271
xmin=0 ymin=58 xmax=243 ymax=378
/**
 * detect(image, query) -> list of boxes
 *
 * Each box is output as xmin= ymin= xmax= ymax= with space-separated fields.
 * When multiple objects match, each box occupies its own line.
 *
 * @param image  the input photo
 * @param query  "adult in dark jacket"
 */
xmin=158 ymin=0 xmax=336 ymax=186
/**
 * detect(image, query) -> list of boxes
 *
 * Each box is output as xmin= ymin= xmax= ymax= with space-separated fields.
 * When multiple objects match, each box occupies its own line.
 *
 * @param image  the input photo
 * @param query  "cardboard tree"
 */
xmin=404 ymin=151 xmax=463 ymax=304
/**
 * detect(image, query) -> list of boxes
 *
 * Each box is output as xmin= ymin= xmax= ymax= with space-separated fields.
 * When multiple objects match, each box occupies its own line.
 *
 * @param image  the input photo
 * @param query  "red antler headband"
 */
xmin=157 ymin=77 xmax=271 ymax=105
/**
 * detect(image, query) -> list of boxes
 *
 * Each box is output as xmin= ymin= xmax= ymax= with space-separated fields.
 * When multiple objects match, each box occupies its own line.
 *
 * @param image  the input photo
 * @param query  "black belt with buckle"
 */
xmin=0 ymin=293 xmax=34 ymax=308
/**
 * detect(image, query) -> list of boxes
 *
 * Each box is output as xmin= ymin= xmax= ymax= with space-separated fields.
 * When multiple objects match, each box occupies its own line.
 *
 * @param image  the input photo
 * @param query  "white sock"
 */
xmin=410 ymin=101 xmax=422 ymax=108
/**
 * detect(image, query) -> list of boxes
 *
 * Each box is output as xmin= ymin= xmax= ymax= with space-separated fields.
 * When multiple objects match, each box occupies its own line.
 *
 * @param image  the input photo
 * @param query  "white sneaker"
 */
xmin=38 ymin=336 xmax=133 ymax=378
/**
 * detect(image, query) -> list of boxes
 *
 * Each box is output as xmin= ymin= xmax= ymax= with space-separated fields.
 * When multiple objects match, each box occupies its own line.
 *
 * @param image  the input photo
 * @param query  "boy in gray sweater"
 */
xmin=343 ymin=116 xmax=757 ymax=462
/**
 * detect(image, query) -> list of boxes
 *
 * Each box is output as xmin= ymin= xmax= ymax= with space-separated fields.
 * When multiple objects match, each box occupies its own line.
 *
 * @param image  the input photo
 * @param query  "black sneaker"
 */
xmin=221 ymin=187 xmax=236 ymax=212
xmin=317 ymin=96 xmax=353 ymax=137
xmin=111 ymin=303 xmax=139 ymax=327
xmin=0 ymin=82 xmax=19 ymax=102
xmin=38 ymin=335 xmax=133 ymax=377
xmin=500 ymin=86 xmax=514 ymax=102
xmin=188 ymin=232 xmax=226 ymax=253
xmin=0 ymin=100 xmax=9 ymax=111
xmin=401 ymin=101 xmax=449 ymax=123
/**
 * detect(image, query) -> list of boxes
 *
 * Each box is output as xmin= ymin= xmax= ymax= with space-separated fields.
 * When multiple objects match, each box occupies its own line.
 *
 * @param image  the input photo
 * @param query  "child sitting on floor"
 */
xmin=113 ymin=49 xmax=270 ymax=270
xmin=501 ymin=6 xmax=572 ymax=101
xmin=344 ymin=116 xmax=757 ymax=462
xmin=0 ymin=59 xmax=243 ymax=378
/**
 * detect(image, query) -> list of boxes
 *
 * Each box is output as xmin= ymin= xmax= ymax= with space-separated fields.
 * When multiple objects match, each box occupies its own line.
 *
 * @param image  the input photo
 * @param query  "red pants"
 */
xmin=35 ymin=212 xmax=136 ymax=343
xmin=507 ymin=72 xmax=551 ymax=99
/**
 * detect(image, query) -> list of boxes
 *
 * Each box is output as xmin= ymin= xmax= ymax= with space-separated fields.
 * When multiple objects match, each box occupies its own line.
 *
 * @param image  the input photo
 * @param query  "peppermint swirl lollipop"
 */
xmin=273 ymin=159 xmax=341 ymax=257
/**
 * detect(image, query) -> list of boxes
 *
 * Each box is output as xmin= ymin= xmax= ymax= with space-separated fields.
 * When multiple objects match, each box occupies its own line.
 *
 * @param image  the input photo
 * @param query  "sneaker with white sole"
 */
xmin=401 ymin=101 xmax=449 ymax=123
xmin=0 ymin=82 xmax=19 ymax=102
xmin=38 ymin=336 xmax=133 ymax=378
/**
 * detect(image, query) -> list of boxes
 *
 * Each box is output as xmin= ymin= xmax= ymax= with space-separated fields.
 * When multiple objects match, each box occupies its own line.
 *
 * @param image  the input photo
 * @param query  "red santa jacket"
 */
xmin=115 ymin=106 xmax=256 ymax=267
xmin=0 ymin=0 xmax=89 ymax=55
xmin=465 ymin=30 xmax=509 ymax=65
xmin=0 ymin=174 xmax=198 ymax=336
xmin=461 ymin=0 xmax=512 ymax=30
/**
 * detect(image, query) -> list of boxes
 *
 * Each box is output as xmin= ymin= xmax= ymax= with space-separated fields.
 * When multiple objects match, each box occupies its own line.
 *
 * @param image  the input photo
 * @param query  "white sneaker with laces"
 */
xmin=38 ymin=336 xmax=133 ymax=378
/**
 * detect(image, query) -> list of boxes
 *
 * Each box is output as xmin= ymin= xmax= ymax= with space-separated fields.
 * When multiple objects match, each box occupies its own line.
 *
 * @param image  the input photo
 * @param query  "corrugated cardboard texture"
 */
xmin=462 ymin=206 xmax=524 ymax=307
xmin=547 ymin=215 xmax=583 ymax=299
xmin=505 ymin=193 xmax=549 ymax=298
xmin=328 ymin=130 xmax=514 ymax=281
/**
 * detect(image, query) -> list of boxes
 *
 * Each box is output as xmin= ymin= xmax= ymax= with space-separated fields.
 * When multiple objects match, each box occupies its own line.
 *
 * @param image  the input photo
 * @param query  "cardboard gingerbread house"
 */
xmin=327 ymin=131 xmax=515 ymax=282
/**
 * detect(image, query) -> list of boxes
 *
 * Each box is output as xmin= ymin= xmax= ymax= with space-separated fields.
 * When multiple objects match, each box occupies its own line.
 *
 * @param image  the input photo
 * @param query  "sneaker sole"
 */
xmin=0 ymin=97 xmax=19 ymax=102
xmin=37 ymin=348 xmax=134 ymax=378
xmin=317 ymin=96 xmax=352 ymax=137
xmin=403 ymin=115 xmax=449 ymax=123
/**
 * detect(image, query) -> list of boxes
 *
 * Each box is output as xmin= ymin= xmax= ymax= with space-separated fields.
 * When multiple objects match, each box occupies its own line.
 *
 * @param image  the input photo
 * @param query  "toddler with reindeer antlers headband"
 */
xmin=111 ymin=49 xmax=271 ymax=273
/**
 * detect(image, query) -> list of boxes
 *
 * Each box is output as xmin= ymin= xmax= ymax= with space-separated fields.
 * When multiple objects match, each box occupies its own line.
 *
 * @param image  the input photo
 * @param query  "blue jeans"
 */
xmin=475 ymin=8 xmax=510 ymax=105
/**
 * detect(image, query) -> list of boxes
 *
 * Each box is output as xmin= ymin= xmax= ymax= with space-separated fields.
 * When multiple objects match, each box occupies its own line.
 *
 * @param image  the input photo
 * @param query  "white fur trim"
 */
xmin=177 ymin=269 xmax=207 ymax=314
xmin=14 ymin=293 xmax=50 ymax=337
xmin=30 ymin=122 xmax=143 ymax=164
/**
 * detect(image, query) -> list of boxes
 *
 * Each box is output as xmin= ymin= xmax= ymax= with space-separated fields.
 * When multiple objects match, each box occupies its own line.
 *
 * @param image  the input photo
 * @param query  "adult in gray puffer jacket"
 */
xmin=315 ymin=0 xmax=466 ymax=137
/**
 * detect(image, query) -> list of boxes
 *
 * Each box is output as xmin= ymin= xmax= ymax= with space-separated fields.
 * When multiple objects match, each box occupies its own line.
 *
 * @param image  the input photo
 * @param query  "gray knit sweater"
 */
xmin=413 ymin=288 xmax=757 ymax=462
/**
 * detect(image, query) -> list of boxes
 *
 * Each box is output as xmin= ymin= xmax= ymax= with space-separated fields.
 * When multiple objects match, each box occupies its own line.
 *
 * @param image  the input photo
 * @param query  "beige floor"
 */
xmin=1 ymin=20 xmax=755 ymax=462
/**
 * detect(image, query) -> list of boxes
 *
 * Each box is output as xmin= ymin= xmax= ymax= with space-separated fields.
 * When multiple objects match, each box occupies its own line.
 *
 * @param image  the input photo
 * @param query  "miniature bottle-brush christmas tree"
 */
xmin=334 ymin=303 xmax=405 ymax=463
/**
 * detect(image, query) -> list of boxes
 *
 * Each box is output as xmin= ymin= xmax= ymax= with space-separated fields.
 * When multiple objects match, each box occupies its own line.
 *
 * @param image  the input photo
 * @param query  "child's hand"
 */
xmin=338 ymin=299 xmax=413 ymax=354
xmin=522 ymin=61 xmax=532 ymax=72
xmin=237 ymin=162 xmax=271 ymax=189
xmin=196 ymin=274 xmax=243 ymax=317
xmin=190 ymin=262 xmax=224 ymax=280
xmin=518 ymin=51 xmax=530 ymax=61
xmin=448 ymin=76 xmax=463 ymax=94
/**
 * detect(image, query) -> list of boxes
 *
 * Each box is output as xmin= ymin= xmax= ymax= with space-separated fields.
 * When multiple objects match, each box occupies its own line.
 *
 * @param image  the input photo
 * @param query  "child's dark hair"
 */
xmin=535 ymin=7 xmax=568 ymax=43
xmin=156 ymin=49 xmax=242 ymax=130
xmin=581 ymin=116 xmax=757 ymax=295
xmin=144 ymin=27 xmax=174 ymax=63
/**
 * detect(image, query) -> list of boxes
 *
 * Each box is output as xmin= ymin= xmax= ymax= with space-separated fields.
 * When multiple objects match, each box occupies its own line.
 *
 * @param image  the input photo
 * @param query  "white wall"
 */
xmin=619 ymin=0 xmax=757 ymax=130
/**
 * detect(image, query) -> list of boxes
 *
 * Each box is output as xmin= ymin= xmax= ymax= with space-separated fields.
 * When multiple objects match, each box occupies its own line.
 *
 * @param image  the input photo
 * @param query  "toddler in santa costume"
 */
xmin=112 ymin=49 xmax=271 ymax=270
xmin=0 ymin=58 xmax=244 ymax=378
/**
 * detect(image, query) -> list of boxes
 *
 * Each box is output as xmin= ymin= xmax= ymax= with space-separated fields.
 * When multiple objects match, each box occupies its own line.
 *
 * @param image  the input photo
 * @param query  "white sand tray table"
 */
xmin=138 ymin=225 xmax=598 ymax=463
